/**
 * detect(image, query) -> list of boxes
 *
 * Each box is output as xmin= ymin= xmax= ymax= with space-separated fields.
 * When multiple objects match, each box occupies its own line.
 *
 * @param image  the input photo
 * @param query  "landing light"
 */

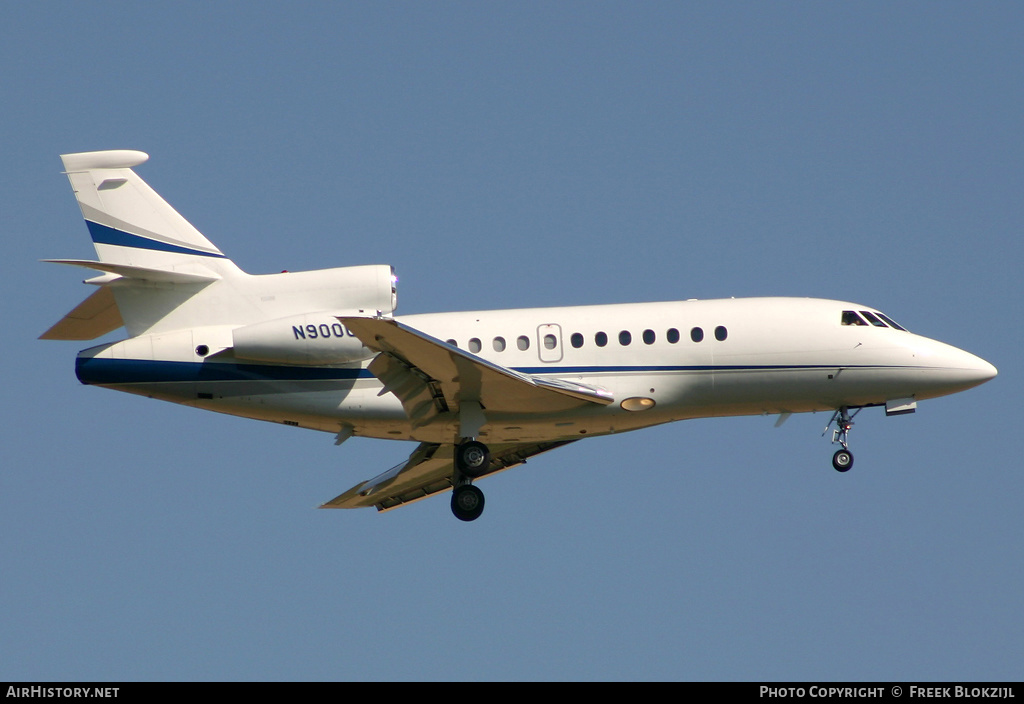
xmin=621 ymin=397 xmax=656 ymax=412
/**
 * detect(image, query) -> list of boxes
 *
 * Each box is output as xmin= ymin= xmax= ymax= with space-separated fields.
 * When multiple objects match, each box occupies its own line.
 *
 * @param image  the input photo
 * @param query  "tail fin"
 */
xmin=45 ymin=151 xmax=392 ymax=343
xmin=60 ymin=150 xmax=238 ymax=276
xmin=43 ymin=150 xmax=244 ymax=339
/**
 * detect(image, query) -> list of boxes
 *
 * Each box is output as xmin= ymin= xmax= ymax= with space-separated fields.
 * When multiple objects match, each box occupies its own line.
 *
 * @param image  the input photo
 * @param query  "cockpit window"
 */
xmin=876 ymin=313 xmax=907 ymax=331
xmin=859 ymin=311 xmax=888 ymax=328
xmin=842 ymin=311 xmax=868 ymax=326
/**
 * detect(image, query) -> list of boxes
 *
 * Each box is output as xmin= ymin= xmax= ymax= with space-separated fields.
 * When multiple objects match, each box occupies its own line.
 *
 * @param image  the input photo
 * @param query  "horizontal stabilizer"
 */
xmin=42 ymin=259 xmax=220 ymax=284
xmin=61 ymin=150 xmax=149 ymax=172
xmin=39 ymin=286 xmax=123 ymax=340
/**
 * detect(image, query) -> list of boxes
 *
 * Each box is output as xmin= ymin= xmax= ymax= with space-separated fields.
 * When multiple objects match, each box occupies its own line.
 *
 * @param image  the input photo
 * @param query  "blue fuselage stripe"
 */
xmin=76 ymin=358 xmax=374 ymax=385
xmin=86 ymin=221 xmax=226 ymax=259
xmin=75 ymin=357 xmax=916 ymax=386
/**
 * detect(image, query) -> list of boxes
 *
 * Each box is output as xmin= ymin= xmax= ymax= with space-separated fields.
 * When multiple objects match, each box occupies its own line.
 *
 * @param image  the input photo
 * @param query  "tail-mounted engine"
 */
xmin=231 ymin=264 xmax=397 ymax=365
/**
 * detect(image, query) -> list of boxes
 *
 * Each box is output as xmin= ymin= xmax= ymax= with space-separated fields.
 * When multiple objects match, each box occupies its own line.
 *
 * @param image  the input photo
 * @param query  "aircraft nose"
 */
xmin=948 ymin=345 xmax=998 ymax=385
xmin=917 ymin=340 xmax=997 ymax=394
xmin=973 ymin=356 xmax=998 ymax=383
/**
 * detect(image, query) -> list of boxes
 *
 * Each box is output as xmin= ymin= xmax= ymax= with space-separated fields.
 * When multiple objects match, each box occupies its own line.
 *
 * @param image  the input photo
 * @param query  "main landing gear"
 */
xmin=455 ymin=440 xmax=491 ymax=478
xmin=451 ymin=440 xmax=492 ymax=521
xmin=824 ymin=407 xmax=860 ymax=472
xmin=451 ymin=484 xmax=485 ymax=522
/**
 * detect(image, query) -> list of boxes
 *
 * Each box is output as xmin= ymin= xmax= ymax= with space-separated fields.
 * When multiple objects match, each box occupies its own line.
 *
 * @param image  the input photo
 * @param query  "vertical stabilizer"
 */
xmin=60 ymin=150 xmax=240 ymax=277
xmin=48 ymin=151 xmax=394 ymax=341
xmin=52 ymin=150 xmax=245 ymax=337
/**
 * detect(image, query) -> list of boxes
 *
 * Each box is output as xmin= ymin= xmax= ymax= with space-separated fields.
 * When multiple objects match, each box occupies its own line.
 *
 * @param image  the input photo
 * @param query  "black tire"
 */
xmin=832 ymin=449 xmax=854 ymax=472
xmin=451 ymin=485 xmax=485 ymax=522
xmin=456 ymin=440 xmax=491 ymax=478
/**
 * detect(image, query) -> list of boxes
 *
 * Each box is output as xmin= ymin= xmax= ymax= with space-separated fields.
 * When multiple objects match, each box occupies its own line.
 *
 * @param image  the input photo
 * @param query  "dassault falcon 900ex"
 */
xmin=42 ymin=150 xmax=997 ymax=521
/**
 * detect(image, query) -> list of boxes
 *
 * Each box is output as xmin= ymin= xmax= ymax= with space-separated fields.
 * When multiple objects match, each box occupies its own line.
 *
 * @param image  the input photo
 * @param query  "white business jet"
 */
xmin=42 ymin=150 xmax=997 ymax=521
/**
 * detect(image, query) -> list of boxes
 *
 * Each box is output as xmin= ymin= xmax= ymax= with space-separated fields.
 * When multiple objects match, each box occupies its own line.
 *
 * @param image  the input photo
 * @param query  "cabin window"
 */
xmin=570 ymin=332 xmax=584 ymax=348
xmin=517 ymin=335 xmax=530 ymax=351
xmin=543 ymin=334 xmax=557 ymax=350
xmin=860 ymin=311 xmax=888 ymax=328
xmin=643 ymin=329 xmax=656 ymax=345
xmin=446 ymin=339 xmax=458 ymax=347
xmin=595 ymin=331 xmax=608 ymax=347
xmin=469 ymin=338 xmax=482 ymax=353
xmin=691 ymin=327 xmax=704 ymax=342
xmin=666 ymin=328 xmax=680 ymax=344
xmin=715 ymin=326 xmax=728 ymax=341
xmin=619 ymin=331 xmax=632 ymax=346
xmin=842 ymin=311 xmax=867 ymax=326
xmin=493 ymin=336 xmax=506 ymax=352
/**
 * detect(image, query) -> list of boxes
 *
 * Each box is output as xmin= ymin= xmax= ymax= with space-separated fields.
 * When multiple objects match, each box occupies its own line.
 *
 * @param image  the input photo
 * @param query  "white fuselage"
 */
xmin=76 ymin=297 xmax=996 ymax=445
xmin=49 ymin=150 xmax=1000 ymax=517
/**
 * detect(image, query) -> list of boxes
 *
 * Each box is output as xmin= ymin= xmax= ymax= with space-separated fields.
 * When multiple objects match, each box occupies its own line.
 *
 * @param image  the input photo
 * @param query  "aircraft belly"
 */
xmin=702 ymin=362 xmax=937 ymax=416
xmin=77 ymin=354 xmax=414 ymax=435
xmin=402 ymin=370 xmax=708 ymax=444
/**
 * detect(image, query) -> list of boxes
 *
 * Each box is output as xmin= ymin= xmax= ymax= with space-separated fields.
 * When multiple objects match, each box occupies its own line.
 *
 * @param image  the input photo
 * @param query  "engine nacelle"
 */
xmin=233 ymin=313 xmax=375 ymax=365
xmin=231 ymin=264 xmax=397 ymax=365
xmin=249 ymin=264 xmax=397 ymax=317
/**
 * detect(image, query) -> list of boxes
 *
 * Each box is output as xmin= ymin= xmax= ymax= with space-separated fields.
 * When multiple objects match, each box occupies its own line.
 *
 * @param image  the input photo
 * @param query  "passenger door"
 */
xmin=536 ymin=324 xmax=563 ymax=363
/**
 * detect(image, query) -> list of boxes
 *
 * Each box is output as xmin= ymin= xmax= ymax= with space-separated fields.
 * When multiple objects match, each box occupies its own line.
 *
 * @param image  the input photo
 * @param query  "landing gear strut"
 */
xmin=824 ymin=407 xmax=860 ymax=472
xmin=451 ymin=440 xmax=491 ymax=521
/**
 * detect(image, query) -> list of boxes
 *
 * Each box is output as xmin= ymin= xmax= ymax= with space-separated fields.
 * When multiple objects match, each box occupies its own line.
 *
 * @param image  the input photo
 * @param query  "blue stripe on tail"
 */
xmin=86 ymin=221 xmax=226 ymax=259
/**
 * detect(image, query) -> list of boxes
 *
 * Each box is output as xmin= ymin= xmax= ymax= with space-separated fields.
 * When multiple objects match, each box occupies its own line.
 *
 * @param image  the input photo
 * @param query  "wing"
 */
xmin=320 ymin=439 xmax=576 ymax=511
xmin=338 ymin=316 xmax=613 ymax=431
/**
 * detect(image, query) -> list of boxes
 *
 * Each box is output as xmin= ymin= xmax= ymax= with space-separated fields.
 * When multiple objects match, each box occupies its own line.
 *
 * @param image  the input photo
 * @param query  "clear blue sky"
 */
xmin=3 ymin=2 xmax=1021 ymax=681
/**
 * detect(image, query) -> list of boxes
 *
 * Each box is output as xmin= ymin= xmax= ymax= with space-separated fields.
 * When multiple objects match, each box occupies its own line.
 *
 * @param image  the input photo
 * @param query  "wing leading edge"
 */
xmin=320 ymin=440 xmax=576 ymax=511
xmin=338 ymin=316 xmax=613 ymax=428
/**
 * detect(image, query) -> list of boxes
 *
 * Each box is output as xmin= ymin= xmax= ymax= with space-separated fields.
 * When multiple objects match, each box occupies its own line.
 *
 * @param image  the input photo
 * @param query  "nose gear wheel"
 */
xmin=824 ymin=407 xmax=861 ymax=472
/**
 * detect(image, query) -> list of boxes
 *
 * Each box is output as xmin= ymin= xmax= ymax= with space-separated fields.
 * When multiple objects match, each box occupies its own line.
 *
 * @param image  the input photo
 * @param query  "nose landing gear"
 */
xmin=824 ymin=407 xmax=860 ymax=472
xmin=832 ymin=448 xmax=853 ymax=472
